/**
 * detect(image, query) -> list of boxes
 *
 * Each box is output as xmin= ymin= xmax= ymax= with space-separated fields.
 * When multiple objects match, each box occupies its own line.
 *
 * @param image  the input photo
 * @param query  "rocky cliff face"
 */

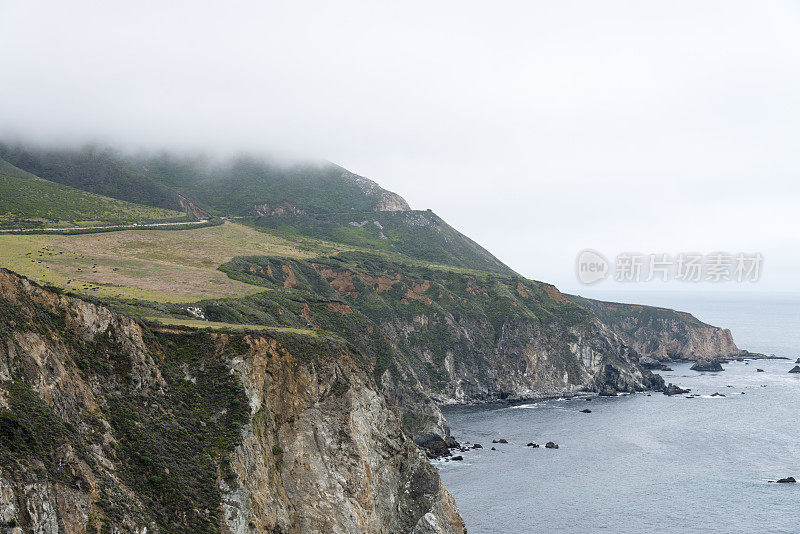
xmin=0 ymin=269 xmax=464 ymax=533
xmin=577 ymin=299 xmax=744 ymax=362
xmin=340 ymin=172 xmax=411 ymax=212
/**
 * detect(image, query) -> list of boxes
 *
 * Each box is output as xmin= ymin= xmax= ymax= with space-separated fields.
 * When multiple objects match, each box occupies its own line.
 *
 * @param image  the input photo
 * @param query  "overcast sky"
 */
xmin=1 ymin=0 xmax=798 ymax=294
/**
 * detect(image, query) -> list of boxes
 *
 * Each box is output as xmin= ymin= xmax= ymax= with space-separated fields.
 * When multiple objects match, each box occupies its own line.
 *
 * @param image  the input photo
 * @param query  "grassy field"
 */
xmin=0 ymin=166 xmax=188 ymax=229
xmin=143 ymin=316 xmax=317 ymax=334
xmin=0 ymin=222 xmax=353 ymax=302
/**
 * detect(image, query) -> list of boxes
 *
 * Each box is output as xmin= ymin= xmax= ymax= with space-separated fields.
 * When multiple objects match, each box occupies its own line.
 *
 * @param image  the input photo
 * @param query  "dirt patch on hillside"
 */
xmin=358 ymin=273 xmax=399 ymax=293
xmin=325 ymin=302 xmax=353 ymax=314
xmin=312 ymin=266 xmax=358 ymax=298
xmin=404 ymin=280 xmax=433 ymax=305
xmin=516 ymin=282 xmax=530 ymax=298
xmin=281 ymin=265 xmax=299 ymax=289
xmin=542 ymin=284 xmax=570 ymax=304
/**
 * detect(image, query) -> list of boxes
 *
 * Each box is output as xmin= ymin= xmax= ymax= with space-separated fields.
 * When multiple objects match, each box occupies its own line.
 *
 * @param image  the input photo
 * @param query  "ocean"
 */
xmin=437 ymin=292 xmax=800 ymax=533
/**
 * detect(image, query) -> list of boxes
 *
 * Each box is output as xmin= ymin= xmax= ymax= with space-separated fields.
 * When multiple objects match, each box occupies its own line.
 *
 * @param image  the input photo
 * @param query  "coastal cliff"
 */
xmin=0 ymin=269 xmax=464 ymax=533
xmin=575 ymin=298 xmax=744 ymax=361
xmin=212 ymin=257 xmax=669 ymax=440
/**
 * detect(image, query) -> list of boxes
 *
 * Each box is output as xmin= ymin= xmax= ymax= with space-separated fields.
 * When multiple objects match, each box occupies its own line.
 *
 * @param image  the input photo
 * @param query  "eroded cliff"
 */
xmin=0 ymin=269 xmax=464 ymax=533
xmin=575 ymin=298 xmax=744 ymax=361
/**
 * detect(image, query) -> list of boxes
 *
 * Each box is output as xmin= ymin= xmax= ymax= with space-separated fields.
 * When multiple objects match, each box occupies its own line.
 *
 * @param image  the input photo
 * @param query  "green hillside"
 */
xmin=0 ymin=145 xmax=184 ymax=212
xmin=0 ymin=145 xmax=407 ymax=216
xmin=248 ymin=209 xmax=515 ymax=275
xmin=138 ymin=153 xmax=408 ymax=215
xmin=0 ymin=159 xmax=188 ymax=230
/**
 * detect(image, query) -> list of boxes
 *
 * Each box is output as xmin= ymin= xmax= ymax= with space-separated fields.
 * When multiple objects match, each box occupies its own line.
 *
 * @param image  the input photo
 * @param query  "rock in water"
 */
xmin=545 ymin=442 xmax=559 ymax=449
xmin=451 ymin=455 xmax=464 ymax=461
xmin=497 ymin=438 xmax=508 ymax=444
xmin=790 ymin=366 xmax=800 ymax=374
xmin=664 ymin=383 xmax=691 ymax=396
xmin=757 ymin=369 xmax=765 ymax=372
xmin=777 ymin=477 xmax=796 ymax=483
xmin=580 ymin=409 xmax=592 ymax=413
xmin=526 ymin=442 xmax=539 ymax=447
xmin=796 ymin=358 xmax=800 ymax=364
xmin=691 ymin=359 xmax=724 ymax=372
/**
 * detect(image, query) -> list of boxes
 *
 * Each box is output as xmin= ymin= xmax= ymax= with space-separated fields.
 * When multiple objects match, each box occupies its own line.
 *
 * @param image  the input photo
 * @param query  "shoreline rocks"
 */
xmin=777 ymin=477 xmax=796 ymax=483
xmin=639 ymin=357 xmax=673 ymax=371
xmin=420 ymin=435 xmax=459 ymax=459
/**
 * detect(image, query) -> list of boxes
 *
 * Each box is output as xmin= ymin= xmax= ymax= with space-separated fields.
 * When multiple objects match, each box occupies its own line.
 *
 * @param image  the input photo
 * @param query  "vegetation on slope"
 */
xmin=0 ymin=145 xmax=400 ymax=215
xmin=0 ymin=146 xmax=184 ymax=211
xmin=0 ymin=159 xmax=188 ymax=229
xmin=0 ymin=222 xmax=352 ymax=301
xmin=140 ymin=153 xmax=401 ymax=215
xmin=246 ymin=209 xmax=515 ymax=275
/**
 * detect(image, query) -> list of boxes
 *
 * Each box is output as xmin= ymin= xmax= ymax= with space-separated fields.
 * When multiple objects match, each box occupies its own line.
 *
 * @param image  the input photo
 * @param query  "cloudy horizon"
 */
xmin=2 ymin=0 xmax=798 ymax=294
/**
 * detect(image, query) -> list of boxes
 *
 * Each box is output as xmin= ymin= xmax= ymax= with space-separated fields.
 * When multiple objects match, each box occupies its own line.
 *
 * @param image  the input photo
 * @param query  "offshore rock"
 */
xmin=691 ymin=359 xmax=724 ymax=372
xmin=664 ymin=383 xmax=691 ymax=396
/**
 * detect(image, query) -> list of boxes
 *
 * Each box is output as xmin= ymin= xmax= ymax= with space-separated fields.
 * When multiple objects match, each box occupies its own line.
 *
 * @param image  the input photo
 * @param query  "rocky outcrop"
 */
xmin=221 ymin=334 xmax=463 ymax=534
xmin=691 ymin=359 xmax=724 ymax=372
xmin=340 ymin=171 xmax=411 ymax=212
xmin=576 ymin=298 xmax=744 ymax=362
xmin=663 ymin=383 xmax=691 ymax=396
xmin=0 ymin=269 xmax=465 ymax=533
xmin=789 ymin=366 xmax=800 ymax=374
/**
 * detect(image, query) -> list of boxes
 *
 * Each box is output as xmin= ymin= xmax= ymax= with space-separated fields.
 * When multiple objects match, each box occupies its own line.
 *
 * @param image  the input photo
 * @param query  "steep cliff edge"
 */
xmin=573 ymin=297 xmax=745 ymax=361
xmin=0 ymin=269 xmax=464 ymax=533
